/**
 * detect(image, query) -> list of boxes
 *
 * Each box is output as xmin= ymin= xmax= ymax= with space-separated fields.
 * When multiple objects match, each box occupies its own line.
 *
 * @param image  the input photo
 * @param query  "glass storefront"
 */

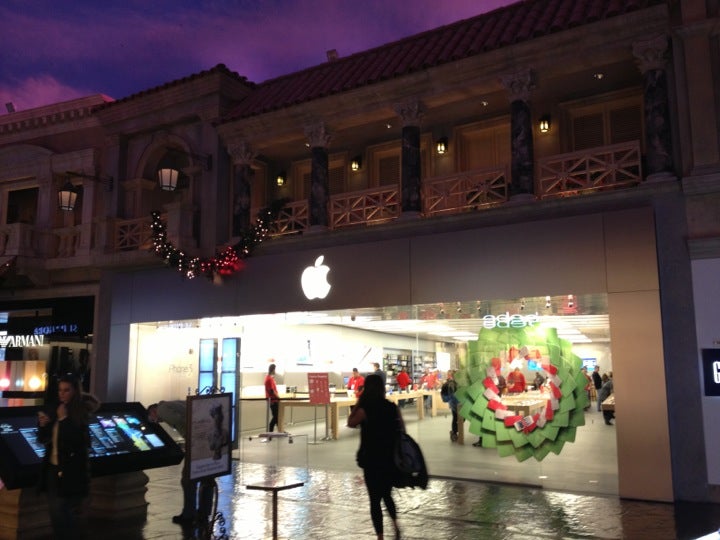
xmin=127 ymin=293 xmax=618 ymax=495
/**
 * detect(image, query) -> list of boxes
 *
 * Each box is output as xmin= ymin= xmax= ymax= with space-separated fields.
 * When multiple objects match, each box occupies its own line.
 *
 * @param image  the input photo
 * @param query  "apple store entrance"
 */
xmin=127 ymin=294 xmax=618 ymax=495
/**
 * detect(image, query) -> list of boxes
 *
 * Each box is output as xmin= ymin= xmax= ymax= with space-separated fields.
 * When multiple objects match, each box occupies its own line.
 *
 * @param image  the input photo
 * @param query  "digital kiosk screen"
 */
xmin=0 ymin=402 xmax=184 ymax=490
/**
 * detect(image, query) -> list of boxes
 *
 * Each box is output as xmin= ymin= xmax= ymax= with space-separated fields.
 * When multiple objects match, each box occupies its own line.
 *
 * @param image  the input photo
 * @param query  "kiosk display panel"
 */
xmin=0 ymin=402 xmax=184 ymax=490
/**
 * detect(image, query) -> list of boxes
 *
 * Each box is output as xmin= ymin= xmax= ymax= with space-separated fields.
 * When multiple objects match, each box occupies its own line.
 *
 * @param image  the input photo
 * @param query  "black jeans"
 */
xmin=269 ymin=401 xmax=279 ymax=432
xmin=363 ymin=467 xmax=397 ymax=535
xmin=46 ymin=465 xmax=87 ymax=540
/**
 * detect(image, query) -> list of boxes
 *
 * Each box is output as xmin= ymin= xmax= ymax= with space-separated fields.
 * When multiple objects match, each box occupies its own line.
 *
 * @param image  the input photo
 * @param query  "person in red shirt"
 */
xmin=348 ymin=367 xmax=365 ymax=398
xmin=264 ymin=363 xmax=280 ymax=432
xmin=507 ymin=367 xmax=526 ymax=393
xmin=396 ymin=367 xmax=411 ymax=392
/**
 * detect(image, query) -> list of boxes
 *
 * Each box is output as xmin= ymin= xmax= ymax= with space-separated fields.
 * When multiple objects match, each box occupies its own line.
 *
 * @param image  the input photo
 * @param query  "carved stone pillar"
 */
xmin=227 ymin=141 xmax=256 ymax=235
xmin=633 ymin=34 xmax=676 ymax=181
xmin=394 ymin=100 xmax=424 ymax=215
xmin=305 ymin=123 xmax=332 ymax=229
xmin=501 ymin=69 xmax=536 ymax=200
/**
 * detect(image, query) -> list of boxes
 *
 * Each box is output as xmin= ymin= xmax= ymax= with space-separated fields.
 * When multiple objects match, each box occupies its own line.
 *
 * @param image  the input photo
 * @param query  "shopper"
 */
xmin=598 ymin=375 xmax=615 ymax=425
xmin=265 ymin=363 xmax=280 ymax=432
xmin=347 ymin=374 xmax=402 ymax=540
xmin=37 ymin=373 xmax=100 ymax=540
xmin=592 ymin=366 xmax=603 ymax=411
xmin=372 ymin=362 xmax=387 ymax=386
xmin=443 ymin=370 xmax=460 ymax=442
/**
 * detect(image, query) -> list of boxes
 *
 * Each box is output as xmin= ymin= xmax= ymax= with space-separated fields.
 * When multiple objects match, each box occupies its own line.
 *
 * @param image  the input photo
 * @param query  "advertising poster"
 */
xmin=308 ymin=372 xmax=330 ymax=404
xmin=187 ymin=393 xmax=232 ymax=481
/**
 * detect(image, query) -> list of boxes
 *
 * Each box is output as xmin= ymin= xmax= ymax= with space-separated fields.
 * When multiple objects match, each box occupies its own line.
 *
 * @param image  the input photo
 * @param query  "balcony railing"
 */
xmin=2 ymin=142 xmax=645 ymax=262
xmin=330 ymin=185 xmax=400 ymax=229
xmin=114 ymin=215 xmax=156 ymax=251
xmin=536 ymin=141 xmax=642 ymax=199
xmin=422 ymin=166 xmax=508 ymax=216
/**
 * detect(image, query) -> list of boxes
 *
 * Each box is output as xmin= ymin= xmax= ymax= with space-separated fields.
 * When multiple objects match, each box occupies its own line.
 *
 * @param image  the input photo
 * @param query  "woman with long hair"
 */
xmin=38 ymin=373 xmax=99 ymax=540
xmin=347 ymin=373 xmax=402 ymax=539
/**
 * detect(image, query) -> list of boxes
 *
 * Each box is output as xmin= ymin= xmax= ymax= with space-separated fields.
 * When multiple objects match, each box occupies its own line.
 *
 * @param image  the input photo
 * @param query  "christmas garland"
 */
xmin=150 ymin=199 xmax=287 ymax=280
xmin=455 ymin=326 xmax=587 ymax=461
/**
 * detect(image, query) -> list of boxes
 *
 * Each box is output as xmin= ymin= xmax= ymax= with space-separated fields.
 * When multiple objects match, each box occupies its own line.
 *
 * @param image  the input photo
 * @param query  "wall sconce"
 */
xmin=539 ymin=115 xmax=551 ymax=133
xmin=157 ymin=147 xmax=212 ymax=191
xmin=276 ymin=172 xmax=286 ymax=187
xmin=350 ymin=156 xmax=362 ymax=171
xmin=58 ymin=171 xmax=114 ymax=211
xmin=436 ymin=137 xmax=448 ymax=155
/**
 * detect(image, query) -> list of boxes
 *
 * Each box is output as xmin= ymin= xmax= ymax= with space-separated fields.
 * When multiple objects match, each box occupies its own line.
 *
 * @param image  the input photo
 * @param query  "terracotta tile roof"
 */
xmin=93 ymin=64 xmax=254 ymax=111
xmin=223 ymin=0 xmax=665 ymax=122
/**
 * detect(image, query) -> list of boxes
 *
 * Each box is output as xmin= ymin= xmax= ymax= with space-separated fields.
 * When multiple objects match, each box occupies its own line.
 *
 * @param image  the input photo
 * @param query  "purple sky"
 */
xmin=0 ymin=0 xmax=515 ymax=114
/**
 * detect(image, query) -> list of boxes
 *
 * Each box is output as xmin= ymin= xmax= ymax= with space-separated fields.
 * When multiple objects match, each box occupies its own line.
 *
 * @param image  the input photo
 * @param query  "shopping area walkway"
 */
xmin=91 ymin=459 xmax=720 ymax=540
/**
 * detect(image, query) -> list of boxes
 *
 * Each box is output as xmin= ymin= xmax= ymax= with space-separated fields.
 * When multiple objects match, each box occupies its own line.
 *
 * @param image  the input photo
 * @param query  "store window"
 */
xmin=127 ymin=293 xmax=617 ymax=495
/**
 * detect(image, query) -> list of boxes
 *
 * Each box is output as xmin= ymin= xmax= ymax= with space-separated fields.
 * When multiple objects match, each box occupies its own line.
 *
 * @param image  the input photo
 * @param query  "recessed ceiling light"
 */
xmin=593 ymin=72 xmax=605 ymax=80
xmin=481 ymin=100 xmax=489 ymax=107
xmin=385 ymin=123 xmax=392 ymax=129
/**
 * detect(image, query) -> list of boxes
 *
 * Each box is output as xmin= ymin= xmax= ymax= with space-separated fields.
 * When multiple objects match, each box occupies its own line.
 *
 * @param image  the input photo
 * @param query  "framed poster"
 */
xmin=187 ymin=393 xmax=232 ymax=481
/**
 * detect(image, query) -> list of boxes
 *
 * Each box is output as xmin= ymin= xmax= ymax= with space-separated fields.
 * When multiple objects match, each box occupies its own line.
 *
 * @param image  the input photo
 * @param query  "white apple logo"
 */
xmin=301 ymin=255 xmax=331 ymax=300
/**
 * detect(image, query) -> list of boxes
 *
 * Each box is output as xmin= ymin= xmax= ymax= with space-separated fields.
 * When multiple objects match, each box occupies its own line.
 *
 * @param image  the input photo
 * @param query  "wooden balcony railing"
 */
xmin=269 ymin=201 xmax=309 ymax=236
xmin=330 ymin=185 xmax=400 ymax=229
xmin=536 ymin=141 xmax=642 ymax=199
xmin=422 ymin=166 xmax=508 ymax=216
xmin=3 ymin=143 xmax=644 ymax=261
xmin=114 ymin=215 xmax=155 ymax=251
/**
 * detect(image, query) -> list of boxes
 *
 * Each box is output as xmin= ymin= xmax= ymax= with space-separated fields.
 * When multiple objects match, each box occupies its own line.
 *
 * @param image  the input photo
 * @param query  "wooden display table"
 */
xmin=502 ymin=393 xmax=548 ymax=417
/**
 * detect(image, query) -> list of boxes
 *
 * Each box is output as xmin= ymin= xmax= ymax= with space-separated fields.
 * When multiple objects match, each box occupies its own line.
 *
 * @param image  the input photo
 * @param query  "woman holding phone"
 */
xmin=37 ymin=373 xmax=99 ymax=539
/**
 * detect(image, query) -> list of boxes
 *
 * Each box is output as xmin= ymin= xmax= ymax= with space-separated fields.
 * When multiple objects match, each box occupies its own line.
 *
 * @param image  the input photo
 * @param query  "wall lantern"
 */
xmin=58 ymin=171 xmax=114 ymax=211
xmin=436 ymin=137 xmax=448 ymax=155
xmin=157 ymin=147 xmax=212 ymax=192
xmin=539 ymin=115 xmax=551 ymax=133
xmin=276 ymin=172 xmax=286 ymax=187
xmin=350 ymin=156 xmax=362 ymax=171
xmin=157 ymin=168 xmax=180 ymax=191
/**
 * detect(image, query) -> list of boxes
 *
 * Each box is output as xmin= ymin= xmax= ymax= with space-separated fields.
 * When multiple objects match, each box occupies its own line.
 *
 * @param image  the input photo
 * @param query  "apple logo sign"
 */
xmin=301 ymin=255 xmax=331 ymax=300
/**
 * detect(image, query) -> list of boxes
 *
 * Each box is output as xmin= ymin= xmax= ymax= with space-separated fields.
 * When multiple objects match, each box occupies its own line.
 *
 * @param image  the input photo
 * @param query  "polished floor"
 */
xmin=79 ymin=407 xmax=720 ymax=540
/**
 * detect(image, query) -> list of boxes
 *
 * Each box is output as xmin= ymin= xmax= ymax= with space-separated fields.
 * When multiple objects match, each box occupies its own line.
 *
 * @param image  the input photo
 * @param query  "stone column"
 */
xmin=633 ymin=34 xmax=676 ymax=181
xmin=305 ymin=122 xmax=332 ymax=229
xmin=394 ymin=100 xmax=424 ymax=215
xmin=227 ymin=141 xmax=256 ymax=236
xmin=675 ymin=13 xmax=720 ymax=177
xmin=501 ymin=69 xmax=536 ymax=200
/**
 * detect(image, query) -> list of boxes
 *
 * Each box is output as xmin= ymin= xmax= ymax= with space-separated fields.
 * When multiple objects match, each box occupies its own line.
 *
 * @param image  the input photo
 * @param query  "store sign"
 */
xmin=701 ymin=349 xmax=720 ymax=397
xmin=301 ymin=255 xmax=331 ymax=300
xmin=0 ymin=334 xmax=44 ymax=349
xmin=482 ymin=312 xmax=539 ymax=329
xmin=33 ymin=324 xmax=80 ymax=336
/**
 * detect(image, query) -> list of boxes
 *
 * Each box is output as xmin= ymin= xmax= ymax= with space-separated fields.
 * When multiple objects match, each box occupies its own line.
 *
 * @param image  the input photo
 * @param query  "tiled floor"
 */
xmin=78 ymin=408 xmax=720 ymax=539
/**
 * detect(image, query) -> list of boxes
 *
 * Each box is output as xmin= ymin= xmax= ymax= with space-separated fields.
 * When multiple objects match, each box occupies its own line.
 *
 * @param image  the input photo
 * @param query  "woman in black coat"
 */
xmin=38 ymin=373 xmax=99 ymax=540
xmin=348 ymin=373 xmax=403 ymax=539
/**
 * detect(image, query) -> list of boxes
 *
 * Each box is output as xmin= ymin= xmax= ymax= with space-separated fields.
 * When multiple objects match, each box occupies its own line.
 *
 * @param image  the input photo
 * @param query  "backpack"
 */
xmin=440 ymin=379 xmax=457 ymax=403
xmin=392 ymin=431 xmax=428 ymax=490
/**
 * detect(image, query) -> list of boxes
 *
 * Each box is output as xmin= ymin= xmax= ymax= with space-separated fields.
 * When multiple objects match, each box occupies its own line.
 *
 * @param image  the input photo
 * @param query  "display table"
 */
xmin=386 ymin=390 xmax=425 ymax=420
xmin=503 ymin=393 xmax=548 ymax=417
xmin=277 ymin=390 xmax=428 ymax=439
